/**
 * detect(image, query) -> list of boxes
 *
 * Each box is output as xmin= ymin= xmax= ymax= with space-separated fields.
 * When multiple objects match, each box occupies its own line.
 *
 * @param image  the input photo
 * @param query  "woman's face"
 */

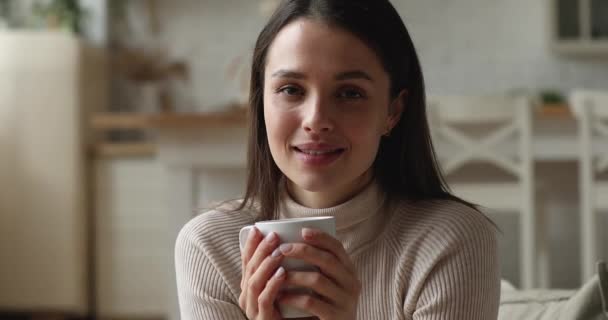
xmin=263 ymin=18 xmax=402 ymax=205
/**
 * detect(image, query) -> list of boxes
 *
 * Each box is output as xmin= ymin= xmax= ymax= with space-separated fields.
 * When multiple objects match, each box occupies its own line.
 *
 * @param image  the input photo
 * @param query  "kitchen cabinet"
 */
xmin=94 ymin=157 xmax=169 ymax=319
xmin=0 ymin=31 xmax=106 ymax=316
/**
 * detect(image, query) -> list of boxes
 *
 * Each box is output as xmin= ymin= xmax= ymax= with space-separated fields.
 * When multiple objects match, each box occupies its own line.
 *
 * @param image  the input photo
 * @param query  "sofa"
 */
xmin=498 ymin=262 xmax=608 ymax=319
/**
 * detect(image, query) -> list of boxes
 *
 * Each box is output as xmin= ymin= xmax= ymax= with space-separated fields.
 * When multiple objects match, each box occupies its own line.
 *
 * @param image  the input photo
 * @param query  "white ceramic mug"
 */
xmin=239 ymin=216 xmax=336 ymax=318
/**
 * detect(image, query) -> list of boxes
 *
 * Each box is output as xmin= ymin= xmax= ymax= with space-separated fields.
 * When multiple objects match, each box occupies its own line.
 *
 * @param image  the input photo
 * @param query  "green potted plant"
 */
xmin=32 ymin=0 xmax=87 ymax=35
xmin=539 ymin=89 xmax=569 ymax=116
xmin=0 ymin=0 xmax=11 ymax=28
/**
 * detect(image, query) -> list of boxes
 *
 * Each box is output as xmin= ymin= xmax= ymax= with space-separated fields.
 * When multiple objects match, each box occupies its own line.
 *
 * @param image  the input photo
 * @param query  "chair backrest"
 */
xmin=569 ymin=90 xmax=608 ymax=119
xmin=569 ymin=89 xmax=608 ymax=175
xmin=427 ymin=94 xmax=534 ymax=178
xmin=428 ymin=95 xmax=519 ymax=124
xmin=429 ymin=95 xmax=539 ymax=289
xmin=568 ymin=91 xmax=608 ymax=285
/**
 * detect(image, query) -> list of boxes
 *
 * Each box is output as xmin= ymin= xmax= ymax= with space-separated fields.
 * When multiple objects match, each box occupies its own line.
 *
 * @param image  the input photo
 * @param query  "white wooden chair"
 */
xmin=569 ymin=89 xmax=608 ymax=283
xmin=428 ymin=95 xmax=549 ymax=289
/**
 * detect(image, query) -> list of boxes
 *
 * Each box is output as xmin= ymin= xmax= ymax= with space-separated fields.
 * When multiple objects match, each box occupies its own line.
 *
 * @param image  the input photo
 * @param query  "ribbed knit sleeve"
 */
xmin=175 ymin=214 xmax=248 ymax=320
xmin=410 ymin=204 xmax=500 ymax=320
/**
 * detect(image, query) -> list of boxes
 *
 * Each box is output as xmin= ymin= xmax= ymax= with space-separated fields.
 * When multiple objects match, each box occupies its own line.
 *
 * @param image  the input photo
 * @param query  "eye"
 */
xmin=338 ymin=87 xmax=365 ymax=100
xmin=277 ymin=85 xmax=304 ymax=96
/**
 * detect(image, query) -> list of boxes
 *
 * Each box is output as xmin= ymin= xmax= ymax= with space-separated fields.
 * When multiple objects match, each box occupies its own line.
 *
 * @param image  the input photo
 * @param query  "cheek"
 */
xmin=351 ymin=127 xmax=382 ymax=153
xmin=264 ymin=99 xmax=297 ymax=150
xmin=342 ymin=112 xmax=385 ymax=140
xmin=341 ymin=115 xmax=384 ymax=160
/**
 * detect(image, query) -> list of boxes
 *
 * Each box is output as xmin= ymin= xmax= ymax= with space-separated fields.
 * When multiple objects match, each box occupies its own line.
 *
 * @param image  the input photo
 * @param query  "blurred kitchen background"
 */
xmin=0 ymin=0 xmax=607 ymax=319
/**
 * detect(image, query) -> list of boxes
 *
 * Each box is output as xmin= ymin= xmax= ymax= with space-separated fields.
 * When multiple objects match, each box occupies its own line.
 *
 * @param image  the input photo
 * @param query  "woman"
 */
xmin=175 ymin=0 xmax=500 ymax=319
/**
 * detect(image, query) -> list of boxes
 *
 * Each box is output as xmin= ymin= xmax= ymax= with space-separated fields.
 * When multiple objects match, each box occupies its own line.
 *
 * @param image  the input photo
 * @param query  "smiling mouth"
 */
xmin=292 ymin=147 xmax=346 ymax=155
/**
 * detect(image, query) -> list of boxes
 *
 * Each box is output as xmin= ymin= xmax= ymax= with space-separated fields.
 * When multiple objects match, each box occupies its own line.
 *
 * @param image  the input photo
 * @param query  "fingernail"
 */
xmin=248 ymin=227 xmax=258 ymax=240
xmin=273 ymin=266 xmax=285 ymax=279
xmin=279 ymin=243 xmax=292 ymax=254
xmin=265 ymin=232 xmax=277 ymax=243
xmin=302 ymin=228 xmax=317 ymax=239
xmin=271 ymin=248 xmax=282 ymax=258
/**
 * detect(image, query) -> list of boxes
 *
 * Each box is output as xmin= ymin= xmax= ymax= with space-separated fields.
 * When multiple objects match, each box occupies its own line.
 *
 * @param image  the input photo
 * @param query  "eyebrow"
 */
xmin=271 ymin=69 xmax=374 ymax=82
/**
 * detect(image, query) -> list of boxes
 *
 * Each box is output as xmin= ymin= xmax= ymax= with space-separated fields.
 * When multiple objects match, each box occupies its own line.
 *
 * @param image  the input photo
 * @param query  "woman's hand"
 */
xmin=239 ymin=227 xmax=286 ymax=320
xmin=277 ymin=228 xmax=361 ymax=320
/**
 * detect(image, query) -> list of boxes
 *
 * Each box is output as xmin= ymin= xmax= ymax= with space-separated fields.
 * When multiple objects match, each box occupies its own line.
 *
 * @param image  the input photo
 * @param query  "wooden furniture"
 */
xmin=89 ymin=106 xmax=247 ymax=157
xmin=569 ymin=89 xmax=608 ymax=284
xmin=0 ymin=31 xmax=107 ymax=317
xmin=550 ymin=0 xmax=608 ymax=55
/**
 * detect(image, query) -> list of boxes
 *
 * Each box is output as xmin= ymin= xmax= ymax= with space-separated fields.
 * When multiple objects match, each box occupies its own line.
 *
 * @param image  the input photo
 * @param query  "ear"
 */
xmin=386 ymin=90 xmax=407 ymax=132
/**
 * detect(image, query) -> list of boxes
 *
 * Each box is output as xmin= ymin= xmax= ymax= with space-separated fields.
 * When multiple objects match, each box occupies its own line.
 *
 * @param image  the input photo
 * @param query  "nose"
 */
xmin=302 ymin=95 xmax=333 ymax=134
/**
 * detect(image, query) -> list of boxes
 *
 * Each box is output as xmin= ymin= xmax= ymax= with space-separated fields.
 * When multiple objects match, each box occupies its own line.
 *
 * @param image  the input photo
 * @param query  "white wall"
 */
xmin=111 ymin=0 xmax=270 ymax=112
xmin=112 ymin=0 xmax=608 ymax=112
xmin=394 ymin=0 xmax=608 ymax=95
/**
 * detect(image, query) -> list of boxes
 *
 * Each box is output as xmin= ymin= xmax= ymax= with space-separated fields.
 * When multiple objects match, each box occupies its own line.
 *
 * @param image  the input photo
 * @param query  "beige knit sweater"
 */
xmin=175 ymin=181 xmax=500 ymax=319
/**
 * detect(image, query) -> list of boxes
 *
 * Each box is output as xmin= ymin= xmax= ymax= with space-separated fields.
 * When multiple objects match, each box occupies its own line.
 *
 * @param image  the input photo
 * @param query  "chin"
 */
xmin=289 ymin=173 xmax=339 ymax=192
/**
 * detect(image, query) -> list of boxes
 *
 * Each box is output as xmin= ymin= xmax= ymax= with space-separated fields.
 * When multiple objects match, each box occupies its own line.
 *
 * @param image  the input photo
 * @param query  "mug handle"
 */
xmin=239 ymin=225 xmax=254 ymax=251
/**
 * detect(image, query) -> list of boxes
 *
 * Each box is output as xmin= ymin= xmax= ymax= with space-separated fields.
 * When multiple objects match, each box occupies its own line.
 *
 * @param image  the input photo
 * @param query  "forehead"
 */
xmin=265 ymin=18 xmax=386 ymax=76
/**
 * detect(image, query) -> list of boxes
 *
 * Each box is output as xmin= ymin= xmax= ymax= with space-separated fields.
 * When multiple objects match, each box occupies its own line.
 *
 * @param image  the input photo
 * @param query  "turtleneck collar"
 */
xmin=279 ymin=179 xmax=385 ymax=231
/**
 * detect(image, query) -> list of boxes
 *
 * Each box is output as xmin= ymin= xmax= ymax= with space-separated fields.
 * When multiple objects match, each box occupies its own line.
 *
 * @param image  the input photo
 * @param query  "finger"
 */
xmin=279 ymin=243 xmax=353 ymax=291
xmin=248 ymin=247 xmax=285 ymax=297
xmin=285 ymin=271 xmax=348 ymax=306
xmin=247 ymin=248 xmax=284 ymax=317
xmin=246 ymin=231 xmax=281 ymax=279
xmin=241 ymin=227 xmax=263 ymax=288
xmin=246 ymin=293 xmax=258 ymax=319
xmin=257 ymin=266 xmax=287 ymax=319
xmin=238 ymin=290 xmax=247 ymax=311
xmin=302 ymin=228 xmax=355 ymax=272
xmin=278 ymin=292 xmax=335 ymax=319
xmin=243 ymin=227 xmax=262 ymax=265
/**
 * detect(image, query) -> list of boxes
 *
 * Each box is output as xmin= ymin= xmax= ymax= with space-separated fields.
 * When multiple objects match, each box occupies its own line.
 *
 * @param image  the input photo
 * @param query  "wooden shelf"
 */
xmin=91 ymin=107 xmax=248 ymax=130
xmin=90 ymin=105 xmax=248 ymax=157
xmin=91 ymin=142 xmax=157 ymax=157
xmin=537 ymin=104 xmax=572 ymax=118
xmin=91 ymin=113 xmax=152 ymax=130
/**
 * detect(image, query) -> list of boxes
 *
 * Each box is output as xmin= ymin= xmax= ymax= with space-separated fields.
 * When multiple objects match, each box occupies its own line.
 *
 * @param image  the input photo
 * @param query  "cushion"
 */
xmin=498 ymin=262 xmax=608 ymax=320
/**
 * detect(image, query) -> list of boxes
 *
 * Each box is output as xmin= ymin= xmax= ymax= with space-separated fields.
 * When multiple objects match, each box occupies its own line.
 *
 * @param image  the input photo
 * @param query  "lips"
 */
xmin=293 ymin=143 xmax=345 ymax=151
xmin=291 ymin=143 xmax=346 ymax=166
xmin=293 ymin=147 xmax=344 ymax=155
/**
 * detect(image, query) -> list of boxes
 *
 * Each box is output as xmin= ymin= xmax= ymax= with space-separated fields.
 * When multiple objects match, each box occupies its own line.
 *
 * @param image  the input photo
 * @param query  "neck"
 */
xmin=286 ymin=171 xmax=373 ymax=209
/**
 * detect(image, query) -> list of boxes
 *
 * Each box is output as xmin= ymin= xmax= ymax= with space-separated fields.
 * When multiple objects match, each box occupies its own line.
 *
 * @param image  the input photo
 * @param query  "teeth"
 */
xmin=299 ymin=149 xmax=339 ymax=155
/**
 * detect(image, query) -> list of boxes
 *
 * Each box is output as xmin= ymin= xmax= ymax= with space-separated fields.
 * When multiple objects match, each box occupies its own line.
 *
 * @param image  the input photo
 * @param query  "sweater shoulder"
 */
xmin=175 ymin=201 xmax=256 ymax=281
xmin=386 ymin=199 xmax=498 ymax=252
xmin=390 ymin=200 xmax=501 ymax=318
xmin=176 ymin=201 xmax=255 ymax=254
xmin=174 ymin=201 xmax=256 ymax=310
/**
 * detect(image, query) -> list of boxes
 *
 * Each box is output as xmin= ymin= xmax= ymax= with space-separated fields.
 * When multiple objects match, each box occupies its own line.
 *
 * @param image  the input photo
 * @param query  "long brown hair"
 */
xmin=236 ymin=0 xmax=475 ymax=221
